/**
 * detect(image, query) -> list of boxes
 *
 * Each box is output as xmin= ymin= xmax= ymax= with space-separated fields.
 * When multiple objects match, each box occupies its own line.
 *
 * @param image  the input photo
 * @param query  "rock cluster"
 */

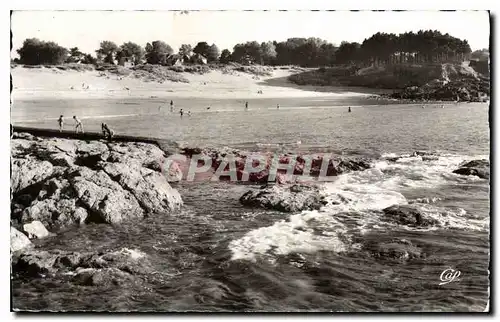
xmin=11 ymin=134 xmax=183 ymax=231
xmin=239 ymin=184 xmax=328 ymax=212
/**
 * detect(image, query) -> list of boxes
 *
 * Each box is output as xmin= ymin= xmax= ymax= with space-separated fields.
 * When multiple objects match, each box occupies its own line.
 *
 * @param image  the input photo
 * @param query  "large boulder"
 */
xmin=21 ymin=177 xmax=89 ymax=228
xmin=12 ymin=135 xmax=183 ymax=228
xmin=382 ymin=205 xmax=439 ymax=227
xmin=11 ymin=158 xmax=54 ymax=194
xmin=240 ymin=184 xmax=327 ymax=212
xmin=11 ymin=248 xmax=151 ymax=280
xmin=23 ymin=221 xmax=50 ymax=239
xmin=453 ymin=159 xmax=490 ymax=180
xmin=10 ymin=227 xmax=32 ymax=252
xmin=107 ymin=142 xmax=166 ymax=168
xmin=102 ymin=163 xmax=182 ymax=213
xmin=70 ymin=167 xmax=145 ymax=224
xmin=72 ymin=267 xmax=137 ymax=287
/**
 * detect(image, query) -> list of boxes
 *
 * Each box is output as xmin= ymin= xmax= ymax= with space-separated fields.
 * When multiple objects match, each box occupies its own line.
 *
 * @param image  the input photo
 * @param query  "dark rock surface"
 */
xmin=181 ymin=147 xmax=372 ymax=183
xmin=382 ymin=205 xmax=440 ymax=227
xmin=363 ymin=238 xmax=423 ymax=262
xmin=240 ymin=184 xmax=328 ymax=212
xmin=453 ymin=159 xmax=490 ymax=180
xmin=11 ymin=248 xmax=152 ymax=280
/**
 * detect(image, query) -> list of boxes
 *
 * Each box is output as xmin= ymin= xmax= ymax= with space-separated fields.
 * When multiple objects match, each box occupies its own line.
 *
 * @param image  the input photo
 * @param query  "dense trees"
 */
xmin=219 ymin=49 xmax=232 ymax=64
xmin=116 ymin=42 xmax=145 ymax=65
xmin=471 ymin=49 xmax=489 ymax=62
xmin=15 ymin=29 xmax=474 ymax=68
xmin=95 ymin=41 xmax=118 ymax=64
xmin=145 ymin=40 xmax=173 ymax=65
xmin=67 ymin=47 xmax=85 ymax=63
xmin=207 ymin=44 xmax=220 ymax=63
xmin=178 ymin=44 xmax=192 ymax=56
xmin=354 ymin=31 xmax=472 ymax=66
xmin=17 ymin=38 xmax=69 ymax=65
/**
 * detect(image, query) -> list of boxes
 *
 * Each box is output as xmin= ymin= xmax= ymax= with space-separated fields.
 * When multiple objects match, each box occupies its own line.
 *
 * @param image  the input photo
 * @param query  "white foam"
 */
xmin=119 ymin=248 xmax=146 ymax=260
xmin=229 ymin=210 xmax=348 ymax=262
xmin=229 ymin=153 xmax=489 ymax=262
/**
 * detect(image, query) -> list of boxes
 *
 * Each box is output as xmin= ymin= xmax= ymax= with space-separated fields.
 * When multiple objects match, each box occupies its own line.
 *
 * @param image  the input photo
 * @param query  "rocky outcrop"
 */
xmin=11 ymin=227 xmax=32 ymax=252
xmin=11 ymin=158 xmax=54 ymax=194
xmin=102 ymin=163 xmax=182 ymax=214
xmin=23 ymin=221 xmax=50 ymax=239
xmin=11 ymin=248 xmax=151 ymax=283
xmin=387 ymin=76 xmax=489 ymax=102
xmin=11 ymin=134 xmax=183 ymax=229
xmin=181 ymin=147 xmax=372 ymax=183
xmin=240 ymin=184 xmax=327 ymax=212
xmin=382 ymin=205 xmax=439 ymax=227
xmin=453 ymin=159 xmax=490 ymax=180
xmin=363 ymin=238 xmax=423 ymax=262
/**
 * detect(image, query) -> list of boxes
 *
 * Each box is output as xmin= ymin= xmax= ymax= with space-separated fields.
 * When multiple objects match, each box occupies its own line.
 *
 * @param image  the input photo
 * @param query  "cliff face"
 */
xmin=11 ymin=132 xmax=182 ymax=231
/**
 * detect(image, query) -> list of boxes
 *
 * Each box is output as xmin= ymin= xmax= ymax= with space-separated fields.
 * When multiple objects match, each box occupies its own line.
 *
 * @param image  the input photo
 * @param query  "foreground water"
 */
xmin=11 ymin=98 xmax=490 ymax=312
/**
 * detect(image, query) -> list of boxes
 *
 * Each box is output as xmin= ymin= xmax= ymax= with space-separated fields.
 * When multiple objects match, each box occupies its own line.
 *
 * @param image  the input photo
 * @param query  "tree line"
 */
xmin=14 ymin=30 xmax=474 ymax=67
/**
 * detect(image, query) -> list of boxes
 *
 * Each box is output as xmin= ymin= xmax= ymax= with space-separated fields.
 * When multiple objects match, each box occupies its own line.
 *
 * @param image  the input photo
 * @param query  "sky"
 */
xmin=11 ymin=10 xmax=490 ymax=56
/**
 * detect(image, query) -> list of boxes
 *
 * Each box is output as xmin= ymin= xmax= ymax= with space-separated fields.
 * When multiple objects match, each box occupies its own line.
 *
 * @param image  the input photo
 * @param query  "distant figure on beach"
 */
xmin=101 ymin=123 xmax=114 ymax=140
xmin=58 ymin=115 xmax=64 ymax=132
xmin=245 ymin=101 xmax=248 ymax=110
xmin=207 ymin=106 xmax=211 ymax=110
xmin=170 ymin=100 xmax=174 ymax=112
xmin=179 ymin=109 xmax=184 ymax=118
xmin=422 ymin=105 xmax=425 ymax=109
xmin=73 ymin=116 xmax=84 ymax=133
xmin=348 ymin=106 xmax=352 ymax=113
xmin=277 ymin=104 xmax=280 ymax=109
xmin=188 ymin=111 xmax=191 ymax=117
xmin=82 ymin=83 xmax=85 ymax=88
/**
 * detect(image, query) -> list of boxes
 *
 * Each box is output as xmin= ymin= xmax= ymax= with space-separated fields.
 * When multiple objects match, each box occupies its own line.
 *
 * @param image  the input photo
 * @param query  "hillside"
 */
xmin=12 ymin=63 xmax=354 ymax=101
xmin=288 ymin=62 xmax=490 ymax=102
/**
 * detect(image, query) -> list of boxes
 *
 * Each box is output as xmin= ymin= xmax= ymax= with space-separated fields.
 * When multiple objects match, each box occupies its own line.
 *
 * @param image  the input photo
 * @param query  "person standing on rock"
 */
xmin=101 ymin=123 xmax=114 ymax=140
xmin=73 ymin=116 xmax=84 ymax=133
xmin=348 ymin=106 xmax=352 ymax=113
xmin=58 ymin=115 xmax=64 ymax=132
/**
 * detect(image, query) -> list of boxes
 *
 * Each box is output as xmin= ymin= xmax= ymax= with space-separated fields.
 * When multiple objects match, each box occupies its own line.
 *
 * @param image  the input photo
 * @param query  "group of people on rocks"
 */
xmin=57 ymin=115 xmax=114 ymax=140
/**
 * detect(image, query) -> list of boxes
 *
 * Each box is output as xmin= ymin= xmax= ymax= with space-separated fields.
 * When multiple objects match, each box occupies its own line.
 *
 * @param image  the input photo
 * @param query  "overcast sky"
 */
xmin=11 ymin=10 xmax=490 ymax=56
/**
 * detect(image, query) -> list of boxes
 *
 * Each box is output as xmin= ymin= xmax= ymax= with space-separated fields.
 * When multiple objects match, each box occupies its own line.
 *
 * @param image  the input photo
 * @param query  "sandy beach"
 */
xmin=11 ymin=65 xmax=379 ymax=101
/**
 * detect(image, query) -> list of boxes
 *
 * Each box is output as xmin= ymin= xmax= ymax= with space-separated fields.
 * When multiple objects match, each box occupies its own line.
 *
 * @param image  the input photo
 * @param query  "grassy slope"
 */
xmin=288 ymin=62 xmax=490 ymax=101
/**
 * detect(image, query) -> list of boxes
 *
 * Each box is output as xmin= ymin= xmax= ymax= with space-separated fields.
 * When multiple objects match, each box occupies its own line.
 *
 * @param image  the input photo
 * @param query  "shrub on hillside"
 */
xmin=132 ymin=64 xmax=189 ymax=83
xmin=17 ymin=38 xmax=68 ymax=65
xmin=235 ymin=65 xmax=273 ymax=76
xmin=54 ymin=63 xmax=95 ymax=72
